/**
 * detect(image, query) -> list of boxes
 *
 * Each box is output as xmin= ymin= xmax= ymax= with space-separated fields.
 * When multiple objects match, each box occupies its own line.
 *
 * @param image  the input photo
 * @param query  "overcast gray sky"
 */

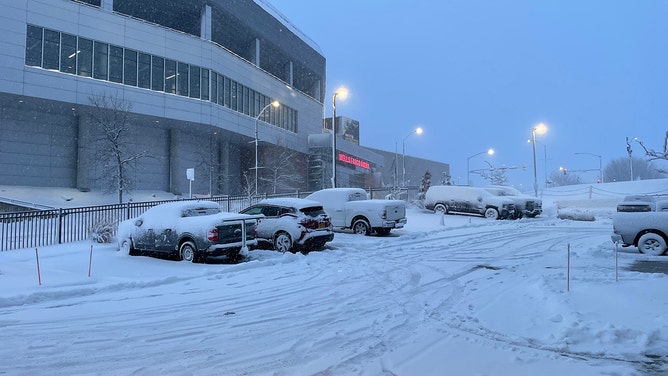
xmin=268 ymin=0 xmax=667 ymax=189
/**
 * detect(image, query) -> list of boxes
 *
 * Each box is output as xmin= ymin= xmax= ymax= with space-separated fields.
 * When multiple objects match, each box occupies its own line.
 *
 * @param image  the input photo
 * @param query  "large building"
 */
xmin=0 ymin=0 xmax=448 ymax=198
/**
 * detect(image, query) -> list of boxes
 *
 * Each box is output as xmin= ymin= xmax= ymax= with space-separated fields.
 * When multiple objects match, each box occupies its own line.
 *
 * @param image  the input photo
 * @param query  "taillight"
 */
xmin=381 ymin=210 xmax=387 ymax=220
xmin=208 ymin=228 xmax=218 ymax=242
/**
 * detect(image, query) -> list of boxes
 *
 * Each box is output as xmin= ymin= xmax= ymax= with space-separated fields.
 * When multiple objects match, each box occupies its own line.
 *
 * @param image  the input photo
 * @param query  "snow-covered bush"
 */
xmin=89 ymin=218 xmax=116 ymax=243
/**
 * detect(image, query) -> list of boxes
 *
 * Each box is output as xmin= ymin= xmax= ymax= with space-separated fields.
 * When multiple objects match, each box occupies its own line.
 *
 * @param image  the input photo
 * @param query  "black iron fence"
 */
xmin=0 ymin=186 xmax=419 ymax=252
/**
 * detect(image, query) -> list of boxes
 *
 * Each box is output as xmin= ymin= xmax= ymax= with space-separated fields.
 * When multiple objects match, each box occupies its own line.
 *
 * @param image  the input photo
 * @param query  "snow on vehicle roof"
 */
xmin=259 ymin=197 xmax=323 ymax=209
xmin=141 ymin=201 xmax=253 ymax=221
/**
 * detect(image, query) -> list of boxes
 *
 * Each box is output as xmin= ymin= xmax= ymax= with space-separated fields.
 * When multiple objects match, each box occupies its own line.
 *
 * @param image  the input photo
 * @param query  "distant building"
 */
xmin=0 ymin=0 xmax=448 ymax=198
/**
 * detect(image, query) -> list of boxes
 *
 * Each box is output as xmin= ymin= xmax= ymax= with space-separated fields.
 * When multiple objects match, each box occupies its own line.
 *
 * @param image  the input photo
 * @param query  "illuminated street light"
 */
xmin=467 ymin=148 xmax=494 ymax=186
xmin=254 ymin=100 xmax=280 ymax=196
xmin=331 ymin=88 xmax=348 ymax=188
xmin=575 ymin=152 xmax=603 ymax=183
xmin=531 ymin=123 xmax=548 ymax=197
xmin=402 ymin=127 xmax=423 ymax=187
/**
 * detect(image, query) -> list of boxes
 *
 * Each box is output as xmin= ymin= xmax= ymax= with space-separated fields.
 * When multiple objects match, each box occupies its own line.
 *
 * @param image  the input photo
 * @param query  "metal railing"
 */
xmin=0 ymin=187 xmax=420 ymax=252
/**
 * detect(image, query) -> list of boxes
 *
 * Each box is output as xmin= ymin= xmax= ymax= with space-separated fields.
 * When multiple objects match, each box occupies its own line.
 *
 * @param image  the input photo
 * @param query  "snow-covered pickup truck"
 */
xmin=611 ymin=200 xmax=668 ymax=256
xmin=305 ymin=188 xmax=407 ymax=236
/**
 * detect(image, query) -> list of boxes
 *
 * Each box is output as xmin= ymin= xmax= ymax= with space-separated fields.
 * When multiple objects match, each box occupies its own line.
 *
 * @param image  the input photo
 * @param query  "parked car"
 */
xmin=239 ymin=198 xmax=334 ymax=253
xmin=612 ymin=200 xmax=668 ymax=255
xmin=424 ymin=185 xmax=516 ymax=220
xmin=117 ymin=201 xmax=260 ymax=263
xmin=616 ymin=194 xmax=668 ymax=212
xmin=305 ymin=188 xmax=407 ymax=236
xmin=485 ymin=185 xmax=542 ymax=218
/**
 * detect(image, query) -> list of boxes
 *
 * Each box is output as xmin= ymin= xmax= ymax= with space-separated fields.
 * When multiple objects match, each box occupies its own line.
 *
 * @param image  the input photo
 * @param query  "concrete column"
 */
xmin=168 ymin=128 xmax=183 ymax=195
xmin=101 ymin=0 xmax=113 ymax=11
xmin=200 ymin=5 xmax=212 ymax=40
xmin=76 ymin=113 xmax=93 ymax=192
xmin=285 ymin=60 xmax=294 ymax=86
xmin=250 ymin=38 xmax=261 ymax=67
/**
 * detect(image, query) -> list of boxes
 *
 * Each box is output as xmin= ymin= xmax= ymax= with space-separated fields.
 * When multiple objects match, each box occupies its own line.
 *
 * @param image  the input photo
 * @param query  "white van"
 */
xmin=424 ymin=185 xmax=516 ymax=220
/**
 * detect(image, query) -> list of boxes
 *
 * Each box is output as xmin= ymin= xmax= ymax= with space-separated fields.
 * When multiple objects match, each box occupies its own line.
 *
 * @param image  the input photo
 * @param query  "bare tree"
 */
xmin=260 ymin=138 xmax=305 ymax=194
xmin=89 ymin=93 xmax=149 ymax=203
xmin=549 ymin=169 xmax=582 ymax=187
xmin=636 ymin=131 xmax=668 ymax=174
xmin=604 ymin=157 xmax=663 ymax=182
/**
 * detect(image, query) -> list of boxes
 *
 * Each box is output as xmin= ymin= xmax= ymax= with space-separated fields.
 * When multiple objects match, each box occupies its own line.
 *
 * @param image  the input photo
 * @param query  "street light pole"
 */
xmin=531 ymin=123 xmax=547 ymax=197
xmin=402 ymin=127 xmax=423 ymax=187
xmin=467 ymin=149 xmax=494 ymax=186
xmin=575 ymin=152 xmax=603 ymax=183
xmin=254 ymin=100 xmax=279 ymax=196
xmin=331 ymin=88 xmax=347 ymax=188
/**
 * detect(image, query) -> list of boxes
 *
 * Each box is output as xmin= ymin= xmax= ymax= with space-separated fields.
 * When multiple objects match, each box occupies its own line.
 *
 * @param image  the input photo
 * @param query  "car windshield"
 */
xmin=181 ymin=207 xmax=222 ymax=217
xmin=300 ymin=206 xmax=326 ymax=217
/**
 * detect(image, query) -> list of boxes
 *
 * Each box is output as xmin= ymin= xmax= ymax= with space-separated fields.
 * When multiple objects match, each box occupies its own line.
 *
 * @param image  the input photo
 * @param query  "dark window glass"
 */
xmin=43 ymin=29 xmax=60 ymax=70
xmin=164 ymin=59 xmax=176 ymax=94
xmin=77 ymin=38 xmax=92 ymax=77
xmin=60 ymin=33 xmax=77 ymax=74
xmin=151 ymin=56 xmax=164 ymax=91
xmin=138 ymin=53 xmax=151 ymax=88
xmin=223 ymin=77 xmax=230 ymax=107
xmin=25 ymin=25 xmax=43 ymax=67
xmin=93 ymin=41 xmax=108 ymax=79
xmin=123 ymin=49 xmax=137 ymax=86
xmin=201 ymin=68 xmax=209 ymax=101
xmin=236 ymin=83 xmax=243 ymax=113
xmin=177 ymin=62 xmax=189 ymax=96
xmin=230 ymin=81 xmax=237 ymax=111
xmin=242 ymin=86 xmax=249 ymax=115
xmin=217 ymin=74 xmax=223 ymax=105
xmin=109 ymin=45 xmax=123 ymax=83
xmin=211 ymin=72 xmax=218 ymax=104
xmin=189 ymin=65 xmax=200 ymax=99
xmin=77 ymin=0 xmax=101 ymax=6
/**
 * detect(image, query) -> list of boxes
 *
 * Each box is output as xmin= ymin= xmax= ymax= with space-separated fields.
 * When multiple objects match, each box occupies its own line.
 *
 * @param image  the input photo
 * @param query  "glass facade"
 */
xmin=24 ymin=25 xmax=298 ymax=133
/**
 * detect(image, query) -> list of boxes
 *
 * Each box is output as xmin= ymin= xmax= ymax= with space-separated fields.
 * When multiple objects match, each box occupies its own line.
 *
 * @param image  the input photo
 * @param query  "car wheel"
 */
xmin=637 ymin=233 xmax=667 ymax=256
xmin=274 ymin=232 xmax=293 ymax=253
xmin=119 ymin=239 xmax=137 ymax=255
xmin=352 ymin=219 xmax=371 ymax=236
xmin=434 ymin=204 xmax=448 ymax=214
xmin=484 ymin=208 xmax=499 ymax=220
xmin=179 ymin=241 xmax=198 ymax=262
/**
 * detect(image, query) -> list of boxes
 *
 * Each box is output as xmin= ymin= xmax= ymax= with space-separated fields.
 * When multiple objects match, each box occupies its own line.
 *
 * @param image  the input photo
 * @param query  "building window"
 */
xmin=151 ymin=56 xmax=164 ymax=91
xmin=164 ymin=59 xmax=176 ymax=94
xmin=138 ymin=52 xmax=151 ymax=89
xmin=177 ymin=62 xmax=189 ymax=96
xmin=123 ymin=49 xmax=137 ymax=86
xmin=189 ymin=65 xmax=200 ymax=99
xmin=43 ymin=29 xmax=60 ymax=70
xmin=109 ymin=45 xmax=123 ymax=83
xmin=25 ymin=25 xmax=43 ymax=67
xmin=93 ymin=41 xmax=108 ymax=80
xmin=77 ymin=38 xmax=93 ymax=77
xmin=22 ymin=25 xmax=299 ymax=134
xmin=201 ymin=68 xmax=209 ymax=101
xmin=60 ymin=33 xmax=77 ymax=74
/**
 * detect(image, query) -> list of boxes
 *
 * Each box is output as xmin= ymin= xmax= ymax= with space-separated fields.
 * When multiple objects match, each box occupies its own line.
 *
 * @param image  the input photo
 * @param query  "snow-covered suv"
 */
xmin=240 ymin=198 xmax=334 ymax=253
xmin=485 ymin=185 xmax=542 ymax=218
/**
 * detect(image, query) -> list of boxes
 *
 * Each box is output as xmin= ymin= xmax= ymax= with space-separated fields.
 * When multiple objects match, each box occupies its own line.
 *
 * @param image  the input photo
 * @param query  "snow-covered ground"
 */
xmin=1 ymin=180 xmax=668 ymax=375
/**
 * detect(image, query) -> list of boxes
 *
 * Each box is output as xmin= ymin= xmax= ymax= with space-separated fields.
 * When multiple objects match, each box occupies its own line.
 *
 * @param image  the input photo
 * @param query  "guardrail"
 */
xmin=0 ymin=187 xmax=419 ymax=252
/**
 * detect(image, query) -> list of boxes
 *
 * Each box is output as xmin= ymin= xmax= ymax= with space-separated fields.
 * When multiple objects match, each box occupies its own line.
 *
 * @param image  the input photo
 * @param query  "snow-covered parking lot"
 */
xmin=1 ymin=185 xmax=668 ymax=375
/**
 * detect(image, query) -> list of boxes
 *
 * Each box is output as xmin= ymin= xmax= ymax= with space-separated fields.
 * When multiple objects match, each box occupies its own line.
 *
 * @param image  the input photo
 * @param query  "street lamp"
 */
xmin=402 ymin=127 xmax=423 ymax=187
xmin=527 ymin=138 xmax=547 ymax=188
xmin=575 ymin=152 xmax=603 ymax=183
xmin=466 ymin=148 xmax=494 ymax=186
xmin=331 ymin=88 xmax=347 ymax=188
xmin=254 ymin=100 xmax=280 ymax=196
xmin=531 ymin=123 xmax=547 ymax=197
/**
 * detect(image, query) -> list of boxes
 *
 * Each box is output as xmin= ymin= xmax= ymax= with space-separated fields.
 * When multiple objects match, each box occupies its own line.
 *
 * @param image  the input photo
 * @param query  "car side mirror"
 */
xmin=134 ymin=219 xmax=143 ymax=227
xmin=477 ymin=196 xmax=483 ymax=202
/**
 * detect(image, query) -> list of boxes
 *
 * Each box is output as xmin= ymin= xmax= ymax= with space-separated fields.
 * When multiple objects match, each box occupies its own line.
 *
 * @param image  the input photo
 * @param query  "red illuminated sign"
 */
xmin=338 ymin=153 xmax=370 ymax=170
